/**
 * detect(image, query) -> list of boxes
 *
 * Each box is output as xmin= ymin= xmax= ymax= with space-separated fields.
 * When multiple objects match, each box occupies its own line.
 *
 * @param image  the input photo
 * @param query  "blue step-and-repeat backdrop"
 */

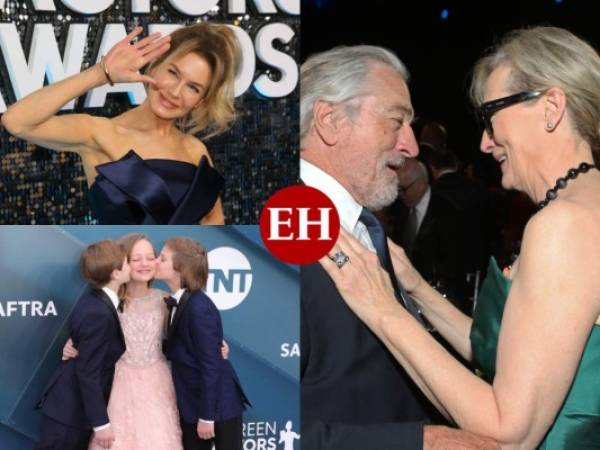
xmin=0 ymin=225 xmax=299 ymax=450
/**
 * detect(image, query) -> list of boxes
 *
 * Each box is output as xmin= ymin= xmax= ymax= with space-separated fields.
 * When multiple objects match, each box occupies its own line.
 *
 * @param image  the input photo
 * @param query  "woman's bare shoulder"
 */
xmin=182 ymin=134 xmax=213 ymax=165
xmin=525 ymin=200 xmax=598 ymax=240
xmin=520 ymin=199 xmax=600 ymax=277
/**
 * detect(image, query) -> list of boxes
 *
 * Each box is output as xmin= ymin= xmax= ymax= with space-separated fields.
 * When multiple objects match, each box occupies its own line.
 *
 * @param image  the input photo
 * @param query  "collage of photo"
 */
xmin=1 ymin=1 xmax=599 ymax=449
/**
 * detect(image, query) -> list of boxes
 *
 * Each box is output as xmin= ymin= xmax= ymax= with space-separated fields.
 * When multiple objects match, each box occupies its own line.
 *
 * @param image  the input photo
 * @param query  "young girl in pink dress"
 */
xmin=64 ymin=233 xmax=230 ymax=449
xmin=87 ymin=233 xmax=182 ymax=450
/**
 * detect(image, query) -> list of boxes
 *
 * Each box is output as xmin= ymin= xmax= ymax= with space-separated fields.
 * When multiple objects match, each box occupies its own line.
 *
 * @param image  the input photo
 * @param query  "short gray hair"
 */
xmin=470 ymin=26 xmax=600 ymax=163
xmin=300 ymin=45 xmax=409 ymax=145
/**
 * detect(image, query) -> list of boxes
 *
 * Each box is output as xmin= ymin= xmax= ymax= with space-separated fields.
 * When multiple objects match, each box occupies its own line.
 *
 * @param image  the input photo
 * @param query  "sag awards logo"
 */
xmin=280 ymin=342 xmax=299 ymax=358
xmin=243 ymin=420 xmax=300 ymax=450
xmin=206 ymin=247 xmax=253 ymax=310
xmin=0 ymin=0 xmax=299 ymax=112
xmin=0 ymin=300 xmax=57 ymax=317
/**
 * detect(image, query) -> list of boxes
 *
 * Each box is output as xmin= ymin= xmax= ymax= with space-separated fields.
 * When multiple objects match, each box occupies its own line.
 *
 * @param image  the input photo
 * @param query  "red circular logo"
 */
xmin=259 ymin=185 xmax=340 ymax=265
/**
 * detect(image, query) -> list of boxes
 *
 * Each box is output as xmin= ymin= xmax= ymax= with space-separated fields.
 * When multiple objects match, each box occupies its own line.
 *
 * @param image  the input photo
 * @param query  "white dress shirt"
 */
xmin=300 ymin=159 xmax=376 ymax=251
xmin=101 ymin=286 xmax=120 ymax=311
xmin=413 ymin=186 xmax=431 ymax=235
xmin=169 ymin=288 xmax=186 ymax=326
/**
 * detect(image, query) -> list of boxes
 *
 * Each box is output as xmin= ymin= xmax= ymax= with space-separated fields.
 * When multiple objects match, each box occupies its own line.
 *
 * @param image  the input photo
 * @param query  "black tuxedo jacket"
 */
xmin=39 ymin=288 xmax=126 ymax=429
xmin=430 ymin=171 xmax=488 ymax=277
xmin=395 ymin=180 xmax=487 ymax=313
xmin=165 ymin=290 xmax=249 ymax=423
xmin=301 ymin=263 xmax=435 ymax=450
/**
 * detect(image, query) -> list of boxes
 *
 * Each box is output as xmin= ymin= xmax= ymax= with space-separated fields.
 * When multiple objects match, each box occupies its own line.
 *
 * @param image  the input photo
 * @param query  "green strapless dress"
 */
xmin=470 ymin=257 xmax=600 ymax=449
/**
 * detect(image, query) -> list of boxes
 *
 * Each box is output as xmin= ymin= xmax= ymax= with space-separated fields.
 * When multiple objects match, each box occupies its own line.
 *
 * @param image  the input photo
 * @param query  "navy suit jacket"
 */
xmin=165 ymin=289 xmax=249 ymax=424
xmin=39 ymin=288 xmax=126 ymax=429
xmin=301 ymin=263 xmax=436 ymax=450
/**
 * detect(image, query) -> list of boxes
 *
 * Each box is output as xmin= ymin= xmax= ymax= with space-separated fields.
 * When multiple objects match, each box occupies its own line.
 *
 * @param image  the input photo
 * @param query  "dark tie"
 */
xmin=402 ymin=207 xmax=419 ymax=257
xmin=163 ymin=296 xmax=178 ymax=326
xmin=117 ymin=298 xmax=125 ymax=313
xmin=358 ymin=207 xmax=424 ymax=323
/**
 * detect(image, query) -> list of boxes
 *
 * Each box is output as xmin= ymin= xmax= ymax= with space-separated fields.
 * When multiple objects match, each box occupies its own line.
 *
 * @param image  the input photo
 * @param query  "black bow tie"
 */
xmin=117 ymin=298 xmax=125 ymax=313
xmin=164 ymin=296 xmax=178 ymax=309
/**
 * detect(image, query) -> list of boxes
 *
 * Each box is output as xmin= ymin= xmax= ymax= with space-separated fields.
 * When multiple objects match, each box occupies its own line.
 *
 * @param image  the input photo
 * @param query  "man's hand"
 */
xmin=197 ymin=421 xmax=215 ymax=440
xmin=93 ymin=426 xmax=115 ymax=449
xmin=61 ymin=338 xmax=79 ymax=360
xmin=221 ymin=340 xmax=230 ymax=359
xmin=424 ymin=425 xmax=500 ymax=450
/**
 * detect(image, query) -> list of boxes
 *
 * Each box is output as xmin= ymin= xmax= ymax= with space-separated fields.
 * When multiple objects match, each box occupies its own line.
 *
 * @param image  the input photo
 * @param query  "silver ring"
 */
xmin=329 ymin=250 xmax=350 ymax=269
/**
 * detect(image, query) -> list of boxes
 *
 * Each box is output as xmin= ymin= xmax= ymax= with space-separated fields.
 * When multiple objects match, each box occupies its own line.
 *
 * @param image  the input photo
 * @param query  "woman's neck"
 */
xmin=531 ymin=138 xmax=594 ymax=203
xmin=120 ymin=102 xmax=178 ymax=137
xmin=126 ymin=280 xmax=151 ymax=299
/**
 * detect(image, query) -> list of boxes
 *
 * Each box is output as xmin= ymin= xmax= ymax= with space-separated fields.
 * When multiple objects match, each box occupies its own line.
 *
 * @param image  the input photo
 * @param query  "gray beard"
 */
xmin=356 ymin=180 xmax=399 ymax=211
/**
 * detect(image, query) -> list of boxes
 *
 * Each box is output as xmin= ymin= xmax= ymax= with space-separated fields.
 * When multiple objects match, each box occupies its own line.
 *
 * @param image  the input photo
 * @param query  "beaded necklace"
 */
xmin=537 ymin=162 xmax=596 ymax=209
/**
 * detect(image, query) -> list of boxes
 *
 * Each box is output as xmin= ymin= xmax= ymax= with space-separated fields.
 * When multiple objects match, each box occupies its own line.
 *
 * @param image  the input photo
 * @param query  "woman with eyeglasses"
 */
xmin=319 ymin=26 xmax=600 ymax=449
xmin=1 ymin=22 xmax=239 ymax=224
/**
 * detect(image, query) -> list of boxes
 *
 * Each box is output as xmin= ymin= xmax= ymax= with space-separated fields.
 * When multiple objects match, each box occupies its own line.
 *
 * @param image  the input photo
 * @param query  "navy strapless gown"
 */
xmin=87 ymin=150 xmax=224 ymax=224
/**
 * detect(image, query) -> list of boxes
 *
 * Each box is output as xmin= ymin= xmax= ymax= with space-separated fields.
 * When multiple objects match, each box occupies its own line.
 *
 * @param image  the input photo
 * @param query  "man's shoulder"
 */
xmin=301 ymin=263 xmax=344 ymax=311
xmin=301 ymin=263 xmax=334 ymax=289
xmin=187 ymin=290 xmax=218 ymax=312
xmin=70 ymin=289 xmax=112 ymax=320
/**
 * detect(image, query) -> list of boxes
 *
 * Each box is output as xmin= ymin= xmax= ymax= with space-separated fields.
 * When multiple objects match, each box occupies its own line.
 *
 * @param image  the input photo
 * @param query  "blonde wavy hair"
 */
xmin=147 ymin=22 xmax=241 ymax=138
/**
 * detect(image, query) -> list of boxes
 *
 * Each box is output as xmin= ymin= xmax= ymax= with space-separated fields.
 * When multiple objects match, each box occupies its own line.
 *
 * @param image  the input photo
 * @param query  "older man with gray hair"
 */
xmin=300 ymin=45 xmax=499 ymax=450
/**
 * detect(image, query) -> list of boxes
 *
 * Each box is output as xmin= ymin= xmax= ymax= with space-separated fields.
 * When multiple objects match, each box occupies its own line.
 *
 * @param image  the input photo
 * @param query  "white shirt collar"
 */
xmin=415 ymin=187 xmax=431 ymax=216
xmin=300 ymin=159 xmax=364 ymax=233
xmin=413 ymin=187 xmax=431 ymax=230
xmin=171 ymin=288 xmax=186 ymax=304
xmin=101 ymin=286 xmax=120 ymax=310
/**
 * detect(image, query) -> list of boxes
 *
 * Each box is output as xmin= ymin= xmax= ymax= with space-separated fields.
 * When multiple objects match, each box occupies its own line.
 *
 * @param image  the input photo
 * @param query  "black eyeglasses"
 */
xmin=478 ymin=90 xmax=544 ymax=138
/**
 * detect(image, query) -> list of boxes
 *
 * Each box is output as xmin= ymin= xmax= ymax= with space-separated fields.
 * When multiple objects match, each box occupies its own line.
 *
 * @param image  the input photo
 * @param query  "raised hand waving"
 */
xmin=101 ymin=26 xmax=171 ymax=86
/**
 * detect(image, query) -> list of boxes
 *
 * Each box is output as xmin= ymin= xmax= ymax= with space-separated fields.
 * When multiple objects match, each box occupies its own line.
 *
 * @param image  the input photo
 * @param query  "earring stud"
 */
xmin=546 ymin=122 xmax=554 ymax=130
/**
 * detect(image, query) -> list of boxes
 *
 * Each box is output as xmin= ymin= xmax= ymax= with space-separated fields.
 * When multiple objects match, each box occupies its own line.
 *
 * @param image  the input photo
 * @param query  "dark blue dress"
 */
xmin=87 ymin=150 xmax=224 ymax=224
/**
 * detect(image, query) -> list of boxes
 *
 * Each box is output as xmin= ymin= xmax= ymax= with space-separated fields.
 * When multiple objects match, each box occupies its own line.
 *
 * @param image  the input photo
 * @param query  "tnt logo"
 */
xmin=259 ymin=185 xmax=340 ymax=264
xmin=206 ymin=247 xmax=253 ymax=310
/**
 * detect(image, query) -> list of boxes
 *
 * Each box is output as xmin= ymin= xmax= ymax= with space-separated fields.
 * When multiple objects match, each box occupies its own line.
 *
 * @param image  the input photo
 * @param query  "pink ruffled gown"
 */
xmin=89 ymin=289 xmax=183 ymax=450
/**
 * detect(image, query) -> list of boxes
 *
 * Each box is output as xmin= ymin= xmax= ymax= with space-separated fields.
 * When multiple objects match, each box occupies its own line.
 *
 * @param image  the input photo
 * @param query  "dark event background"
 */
xmin=301 ymin=0 xmax=598 ymax=181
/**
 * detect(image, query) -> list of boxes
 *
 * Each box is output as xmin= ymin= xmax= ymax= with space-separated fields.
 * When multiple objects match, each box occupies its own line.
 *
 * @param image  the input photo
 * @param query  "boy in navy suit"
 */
xmin=157 ymin=237 xmax=249 ymax=450
xmin=37 ymin=240 xmax=130 ymax=450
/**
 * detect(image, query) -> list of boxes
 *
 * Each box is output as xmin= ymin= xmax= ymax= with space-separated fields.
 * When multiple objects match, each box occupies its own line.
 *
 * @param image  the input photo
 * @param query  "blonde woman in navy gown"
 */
xmin=2 ymin=22 xmax=240 ymax=224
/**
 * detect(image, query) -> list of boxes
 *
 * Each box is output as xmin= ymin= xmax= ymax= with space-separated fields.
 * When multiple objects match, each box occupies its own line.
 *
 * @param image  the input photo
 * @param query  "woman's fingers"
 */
xmin=387 ymin=238 xmax=406 ymax=261
xmin=135 ymin=74 xmax=158 ymax=86
xmin=337 ymin=227 xmax=365 ymax=256
xmin=141 ymin=42 xmax=171 ymax=65
xmin=134 ymin=32 xmax=166 ymax=51
xmin=318 ymin=252 xmax=344 ymax=284
xmin=124 ymin=26 xmax=144 ymax=44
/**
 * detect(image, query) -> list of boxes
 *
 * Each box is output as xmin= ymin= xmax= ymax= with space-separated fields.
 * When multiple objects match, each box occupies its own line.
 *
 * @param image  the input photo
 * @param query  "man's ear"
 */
xmin=543 ymin=87 xmax=567 ymax=132
xmin=312 ymin=100 xmax=346 ymax=146
xmin=110 ymin=268 xmax=120 ymax=281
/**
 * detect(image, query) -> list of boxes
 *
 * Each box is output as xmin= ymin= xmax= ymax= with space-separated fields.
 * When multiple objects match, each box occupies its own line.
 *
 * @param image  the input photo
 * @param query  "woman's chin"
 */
xmin=500 ymin=172 xmax=513 ymax=191
xmin=148 ymin=99 xmax=186 ymax=120
xmin=132 ymin=274 xmax=154 ymax=282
